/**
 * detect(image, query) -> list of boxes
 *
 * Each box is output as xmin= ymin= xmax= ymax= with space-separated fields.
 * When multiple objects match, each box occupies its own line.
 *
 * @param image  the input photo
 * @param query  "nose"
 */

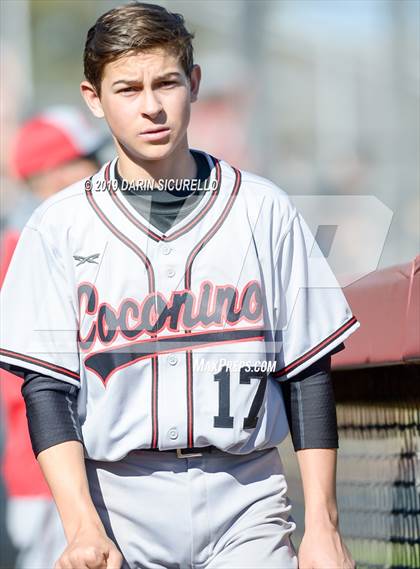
xmin=140 ymin=88 xmax=163 ymax=119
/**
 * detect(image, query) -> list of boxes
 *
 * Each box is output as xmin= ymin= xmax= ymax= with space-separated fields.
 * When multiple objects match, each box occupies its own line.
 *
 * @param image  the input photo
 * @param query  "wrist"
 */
xmin=305 ymin=506 xmax=339 ymax=531
xmin=66 ymin=517 xmax=106 ymax=542
xmin=60 ymin=499 xmax=105 ymax=541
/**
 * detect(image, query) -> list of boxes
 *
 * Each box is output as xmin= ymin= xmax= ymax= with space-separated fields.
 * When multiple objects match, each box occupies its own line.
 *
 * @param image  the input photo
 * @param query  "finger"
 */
xmin=84 ymin=548 xmax=107 ymax=569
xmin=69 ymin=560 xmax=90 ymax=569
xmin=55 ymin=557 xmax=72 ymax=569
xmin=68 ymin=554 xmax=91 ymax=569
xmin=85 ymin=558 xmax=106 ymax=569
xmin=106 ymin=548 xmax=123 ymax=569
xmin=54 ymin=551 xmax=67 ymax=569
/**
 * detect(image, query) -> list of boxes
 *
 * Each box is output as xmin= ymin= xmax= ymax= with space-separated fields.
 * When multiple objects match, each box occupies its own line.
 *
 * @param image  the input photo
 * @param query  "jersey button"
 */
xmin=162 ymin=245 xmax=171 ymax=255
xmin=168 ymin=355 xmax=178 ymax=366
xmin=168 ymin=427 xmax=179 ymax=440
xmin=167 ymin=268 xmax=175 ymax=278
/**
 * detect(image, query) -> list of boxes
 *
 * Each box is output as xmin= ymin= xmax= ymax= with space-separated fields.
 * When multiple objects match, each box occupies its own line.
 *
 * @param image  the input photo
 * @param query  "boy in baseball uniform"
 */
xmin=0 ymin=3 xmax=359 ymax=568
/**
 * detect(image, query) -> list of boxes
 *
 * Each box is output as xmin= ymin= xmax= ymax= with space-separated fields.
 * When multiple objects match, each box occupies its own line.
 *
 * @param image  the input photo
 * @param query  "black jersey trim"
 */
xmin=184 ymin=167 xmax=242 ymax=288
xmin=0 ymin=349 xmax=80 ymax=382
xmin=165 ymin=156 xmax=222 ymax=242
xmin=271 ymin=316 xmax=358 ymax=378
xmin=186 ymin=350 xmax=194 ymax=447
xmin=107 ymin=163 xmax=161 ymax=243
xmin=107 ymin=155 xmax=222 ymax=243
xmin=151 ymin=354 xmax=159 ymax=448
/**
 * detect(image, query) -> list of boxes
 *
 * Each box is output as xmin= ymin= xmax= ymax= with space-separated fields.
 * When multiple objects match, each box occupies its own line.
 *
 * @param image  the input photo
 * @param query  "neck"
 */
xmin=115 ymin=136 xmax=196 ymax=183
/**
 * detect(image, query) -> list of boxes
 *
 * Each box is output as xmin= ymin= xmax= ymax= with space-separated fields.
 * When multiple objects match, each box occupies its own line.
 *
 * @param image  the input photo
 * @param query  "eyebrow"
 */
xmin=112 ymin=72 xmax=182 ymax=87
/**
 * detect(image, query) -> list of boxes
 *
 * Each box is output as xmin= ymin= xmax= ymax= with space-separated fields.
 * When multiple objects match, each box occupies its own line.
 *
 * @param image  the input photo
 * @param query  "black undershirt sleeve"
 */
xmin=279 ymin=349 xmax=341 ymax=451
xmin=21 ymin=372 xmax=83 ymax=457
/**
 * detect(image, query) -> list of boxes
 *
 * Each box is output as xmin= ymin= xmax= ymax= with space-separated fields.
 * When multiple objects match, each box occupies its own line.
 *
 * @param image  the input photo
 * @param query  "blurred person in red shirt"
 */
xmin=0 ymin=106 xmax=105 ymax=569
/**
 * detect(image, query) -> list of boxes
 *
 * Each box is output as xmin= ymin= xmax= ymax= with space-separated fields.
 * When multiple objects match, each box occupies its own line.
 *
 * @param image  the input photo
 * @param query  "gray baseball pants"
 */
xmin=85 ymin=447 xmax=298 ymax=569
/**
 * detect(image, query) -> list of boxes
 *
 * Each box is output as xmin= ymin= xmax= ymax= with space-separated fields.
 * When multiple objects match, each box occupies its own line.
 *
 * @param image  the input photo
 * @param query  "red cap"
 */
xmin=11 ymin=106 xmax=104 ymax=179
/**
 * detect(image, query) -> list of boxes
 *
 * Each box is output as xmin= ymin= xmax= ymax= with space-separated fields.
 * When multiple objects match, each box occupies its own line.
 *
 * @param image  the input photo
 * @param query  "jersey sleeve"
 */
xmin=0 ymin=223 xmax=80 ymax=386
xmin=272 ymin=210 xmax=360 ymax=381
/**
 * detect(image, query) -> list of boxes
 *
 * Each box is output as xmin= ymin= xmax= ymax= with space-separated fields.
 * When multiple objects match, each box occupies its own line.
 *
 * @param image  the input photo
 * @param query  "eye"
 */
xmin=118 ymin=87 xmax=138 ymax=94
xmin=160 ymin=81 xmax=176 ymax=88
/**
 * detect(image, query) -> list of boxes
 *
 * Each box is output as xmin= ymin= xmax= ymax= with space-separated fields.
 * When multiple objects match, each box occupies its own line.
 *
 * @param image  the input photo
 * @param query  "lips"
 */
xmin=140 ymin=127 xmax=170 ymax=135
xmin=139 ymin=127 xmax=170 ymax=142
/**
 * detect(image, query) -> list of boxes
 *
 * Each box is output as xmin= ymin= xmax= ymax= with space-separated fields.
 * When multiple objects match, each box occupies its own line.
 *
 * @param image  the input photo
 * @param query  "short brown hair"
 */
xmin=83 ymin=2 xmax=194 ymax=95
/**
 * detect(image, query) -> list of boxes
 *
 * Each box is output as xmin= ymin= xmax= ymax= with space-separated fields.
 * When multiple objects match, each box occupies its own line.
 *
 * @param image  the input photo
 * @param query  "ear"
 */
xmin=80 ymin=81 xmax=105 ymax=119
xmin=189 ymin=64 xmax=201 ymax=103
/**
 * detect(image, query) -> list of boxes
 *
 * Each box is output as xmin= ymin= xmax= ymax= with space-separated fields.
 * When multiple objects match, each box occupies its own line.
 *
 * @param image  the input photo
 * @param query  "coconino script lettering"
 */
xmin=78 ymin=280 xmax=264 ymax=351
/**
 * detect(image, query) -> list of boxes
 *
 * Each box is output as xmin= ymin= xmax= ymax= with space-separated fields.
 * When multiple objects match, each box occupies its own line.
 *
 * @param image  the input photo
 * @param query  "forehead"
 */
xmin=102 ymin=48 xmax=185 ymax=81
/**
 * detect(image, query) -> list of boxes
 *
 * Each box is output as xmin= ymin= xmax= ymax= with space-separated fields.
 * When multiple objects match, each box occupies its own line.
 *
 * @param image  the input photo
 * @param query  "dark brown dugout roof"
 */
xmin=332 ymin=255 xmax=420 ymax=369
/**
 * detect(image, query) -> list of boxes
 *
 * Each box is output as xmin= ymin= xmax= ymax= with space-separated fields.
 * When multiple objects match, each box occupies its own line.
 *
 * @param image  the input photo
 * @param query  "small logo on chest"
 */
xmin=73 ymin=254 xmax=100 ymax=266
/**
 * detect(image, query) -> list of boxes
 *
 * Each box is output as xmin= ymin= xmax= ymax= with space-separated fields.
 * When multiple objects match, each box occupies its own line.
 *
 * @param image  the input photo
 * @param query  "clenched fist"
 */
xmin=54 ymin=526 xmax=123 ymax=569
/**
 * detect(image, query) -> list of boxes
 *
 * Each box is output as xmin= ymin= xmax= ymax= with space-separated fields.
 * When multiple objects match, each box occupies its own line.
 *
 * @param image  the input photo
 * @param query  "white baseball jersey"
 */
xmin=0 ymin=151 xmax=359 ymax=461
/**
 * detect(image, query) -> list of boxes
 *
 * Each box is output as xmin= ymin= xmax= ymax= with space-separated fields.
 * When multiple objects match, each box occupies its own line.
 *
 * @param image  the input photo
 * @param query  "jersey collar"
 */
xmin=105 ymin=151 xmax=222 ymax=243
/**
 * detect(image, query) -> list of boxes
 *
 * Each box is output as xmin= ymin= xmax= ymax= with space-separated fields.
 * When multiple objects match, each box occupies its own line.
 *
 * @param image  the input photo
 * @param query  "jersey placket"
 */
xmin=152 ymin=239 xmax=190 ymax=449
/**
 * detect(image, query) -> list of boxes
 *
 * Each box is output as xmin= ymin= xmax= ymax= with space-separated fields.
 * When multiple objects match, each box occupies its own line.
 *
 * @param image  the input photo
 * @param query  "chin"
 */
xmin=118 ymin=134 xmax=182 ymax=164
xmin=136 ymin=142 xmax=178 ymax=162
